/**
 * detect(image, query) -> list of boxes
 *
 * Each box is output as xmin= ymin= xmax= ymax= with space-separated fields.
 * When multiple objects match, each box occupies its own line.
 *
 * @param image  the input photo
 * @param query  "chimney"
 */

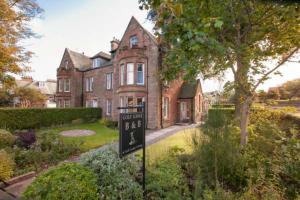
xmin=110 ymin=37 xmax=120 ymax=52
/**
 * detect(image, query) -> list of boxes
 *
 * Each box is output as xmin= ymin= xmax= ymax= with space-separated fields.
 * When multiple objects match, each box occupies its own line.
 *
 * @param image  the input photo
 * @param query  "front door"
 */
xmin=180 ymin=102 xmax=188 ymax=121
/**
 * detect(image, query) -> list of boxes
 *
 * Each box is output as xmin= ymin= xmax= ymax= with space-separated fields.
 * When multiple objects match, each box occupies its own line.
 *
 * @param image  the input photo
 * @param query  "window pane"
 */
xmin=106 ymin=73 xmax=112 ymax=89
xmin=137 ymin=64 xmax=144 ymax=85
xmin=59 ymin=80 xmax=63 ymax=92
xmin=130 ymin=36 xmax=138 ymax=47
xmin=127 ymin=63 xmax=134 ymax=85
xmin=90 ymin=78 xmax=94 ymax=91
xmin=86 ymin=78 xmax=89 ymax=92
xmin=106 ymin=100 xmax=112 ymax=115
xmin=120 ymin=64 xmax=124 ymax=86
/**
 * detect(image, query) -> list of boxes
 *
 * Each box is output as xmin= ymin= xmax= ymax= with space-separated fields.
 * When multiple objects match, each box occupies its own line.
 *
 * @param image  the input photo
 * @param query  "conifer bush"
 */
xmin=0 ymin=150 xmax=15 ymax=181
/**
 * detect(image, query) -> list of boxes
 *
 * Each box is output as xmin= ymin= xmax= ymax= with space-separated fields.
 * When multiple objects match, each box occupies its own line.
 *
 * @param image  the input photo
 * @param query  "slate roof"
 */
xmin=16 ymin=79 xmax=56 ymax=96
xmin=178 ymin=82 xmax=198 ymax=99
xmin=91 ymin=51 xmax=111 ymax=60
xmin=67 ymin=49 xmax=92 ymax=70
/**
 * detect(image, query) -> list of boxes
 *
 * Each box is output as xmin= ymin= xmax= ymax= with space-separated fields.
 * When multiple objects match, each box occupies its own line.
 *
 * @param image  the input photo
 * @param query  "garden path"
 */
xmin=0 ymin=123 xmax=198 ymax=198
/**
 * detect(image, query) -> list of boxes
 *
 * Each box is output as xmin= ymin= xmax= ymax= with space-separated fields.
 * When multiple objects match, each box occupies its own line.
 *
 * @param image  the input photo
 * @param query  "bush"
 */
xmin=146 ymin=157 xmax=191 ymax=199
xmin=0 ymin=150 xmax=15 ymax=181
xmin=0 ymin=129 xmax=15 ymax=148
xmin=23 ymin=163 xmax=99 ymax=200
xmin=266 ymin=99 xmax=278 ymax=106
xmin=80 ymin=148 xmax=143 ymax=200
xmin=13 ymin=131 xmax=80 ymax=175
xmin=99 ymin=118 xmax=118 ymax=129
xmin=15 ymin=129 xmax=36 ymax=149
xmin=212 ymin=104 xmax=235 ymax=108
xmin=0 ymin=107 xmax=102 ymax=130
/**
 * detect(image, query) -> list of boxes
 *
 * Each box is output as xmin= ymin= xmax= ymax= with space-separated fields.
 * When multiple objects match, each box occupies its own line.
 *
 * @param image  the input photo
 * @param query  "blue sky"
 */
xmin=25 ymin=0 xmax=300 ymax=92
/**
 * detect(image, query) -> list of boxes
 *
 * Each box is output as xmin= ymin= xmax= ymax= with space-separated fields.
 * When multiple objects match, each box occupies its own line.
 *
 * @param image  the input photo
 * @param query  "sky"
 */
xmin=24 ymin=0 xmax=300 ymax=92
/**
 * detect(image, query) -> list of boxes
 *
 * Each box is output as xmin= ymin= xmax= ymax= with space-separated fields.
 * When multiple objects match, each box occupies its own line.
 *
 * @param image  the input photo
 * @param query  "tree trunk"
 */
xmin=240 ymin=96 xmax=252 ymax=146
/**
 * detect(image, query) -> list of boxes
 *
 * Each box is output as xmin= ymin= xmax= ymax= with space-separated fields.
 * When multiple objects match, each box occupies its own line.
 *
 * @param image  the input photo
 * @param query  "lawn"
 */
xmin=39 ymin=122 xmax=118 ymax=151
xmin=137 ymin=128 xmax=201 ymax=164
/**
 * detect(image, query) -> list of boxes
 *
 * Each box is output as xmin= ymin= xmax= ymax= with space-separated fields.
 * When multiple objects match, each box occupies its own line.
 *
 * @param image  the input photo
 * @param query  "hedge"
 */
xmin=0 ymin=108 xmax=102 ymax=130
xmin=208 ymin=107 xmax=300 ymax=128
xmin=212 ymin=104 xmax=235 ymax=108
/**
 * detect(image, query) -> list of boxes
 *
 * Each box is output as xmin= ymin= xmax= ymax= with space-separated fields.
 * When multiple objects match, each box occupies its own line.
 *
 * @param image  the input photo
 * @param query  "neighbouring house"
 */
xmin=56 ymin=17 xmax=205 ymax=129
xmin=16 ymin=77 xmax=57 ymax=108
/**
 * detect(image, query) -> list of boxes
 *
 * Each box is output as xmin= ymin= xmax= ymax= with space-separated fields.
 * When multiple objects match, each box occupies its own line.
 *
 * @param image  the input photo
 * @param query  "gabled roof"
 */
xmin=66 ymin=48 xmax=92 ymax=70
xmin=178 ymin=81 xmax=199 ymax=99
xmin=119 ymin=16 xmax=158 ymax=47
xmin=16 ymin=80 xmax=57 ymax=96
xmin=91 ymin=51 xmax=111 ymax=60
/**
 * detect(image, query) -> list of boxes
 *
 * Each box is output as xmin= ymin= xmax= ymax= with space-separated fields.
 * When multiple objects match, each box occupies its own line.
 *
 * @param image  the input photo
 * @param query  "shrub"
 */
xmin=80 ymin=148 xmax=143 ymax=200
xmin=99 ymin=118 xmax=118 ymax=129
xmin=0 ymin=107 xmax=102 ymax=130
xmin=13 ymin=131 xmax=80 ymax=175
xmin=266 ymin=99 xmax=279 ymax=106
xmin=212 ymin=104 xmax=235 ymax=108
xmin=23 ymin=163 xmax=99 ymax=200
xmin=15 ymin=129 xmax=36 ymax=149
xmin=0 ymin=129 xmax=15 ymax=148
xmin=146 ymin=157 xmax=191 ymax=199
xmin=0 ymin=150 xmax=15 ymax=181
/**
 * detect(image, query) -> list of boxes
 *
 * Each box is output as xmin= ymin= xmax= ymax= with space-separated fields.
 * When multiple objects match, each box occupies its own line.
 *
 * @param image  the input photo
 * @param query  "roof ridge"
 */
xmin=130 ymin=16 xmax=158 ymax=44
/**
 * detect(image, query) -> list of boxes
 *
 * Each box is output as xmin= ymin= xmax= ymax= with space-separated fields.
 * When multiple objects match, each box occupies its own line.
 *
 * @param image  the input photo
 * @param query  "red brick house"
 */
xmin=56 ymin=17 xmax=205 ymax=129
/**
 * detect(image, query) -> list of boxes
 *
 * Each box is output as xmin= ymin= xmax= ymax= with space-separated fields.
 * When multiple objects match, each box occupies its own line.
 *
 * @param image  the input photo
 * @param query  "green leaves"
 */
xmin=214 ymin=19 xmax=223 ymax=28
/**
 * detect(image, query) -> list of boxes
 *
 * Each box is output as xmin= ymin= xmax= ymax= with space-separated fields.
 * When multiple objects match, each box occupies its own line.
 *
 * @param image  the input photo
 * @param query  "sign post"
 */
xmin=118 ymin=102 xmax=146 ymax=196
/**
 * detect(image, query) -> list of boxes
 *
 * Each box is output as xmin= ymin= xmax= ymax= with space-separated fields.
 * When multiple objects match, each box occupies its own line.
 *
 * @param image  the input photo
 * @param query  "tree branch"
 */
xmin=252 ymin=47 xmax=299 ymax=92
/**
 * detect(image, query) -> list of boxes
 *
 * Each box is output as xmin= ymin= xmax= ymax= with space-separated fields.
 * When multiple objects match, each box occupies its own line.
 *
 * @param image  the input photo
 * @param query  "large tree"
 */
xmin=0 ymin=0 xmax=42 ymax=89
xmin=281 ymin=78 xmax=300 ymax=100
xmin=140 ymin=0 xmax=300 ymax=145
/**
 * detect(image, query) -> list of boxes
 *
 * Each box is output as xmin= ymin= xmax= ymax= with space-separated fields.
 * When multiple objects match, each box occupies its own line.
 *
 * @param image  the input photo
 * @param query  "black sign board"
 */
xmin=119 ymin=112 xmax=144 ymax=157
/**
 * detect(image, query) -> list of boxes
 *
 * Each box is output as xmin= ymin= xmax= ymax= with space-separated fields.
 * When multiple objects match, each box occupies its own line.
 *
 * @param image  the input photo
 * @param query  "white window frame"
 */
xmin=129 ymin=35 xmax=138 ymax=48
xmin=58 ymin=79 xmax=63 ymax=92
xmin=92 ymin=58 xmax=101 ymax=68
xmin=92 ymin=99 xmax=98 ymax=108
xmin=86 ymin=77 xmax=93 ymax=92
xmin=163 ymin=97 xmax=169 ymax=119
xmin=120 ymin=97 xmax=124 ymax=113
xmin=106 ymin=73 xmax=112 ymax=90
xmin=64 ymin=100 xmax=71 ymax=108
xmin=120 ymin=64 xmax=125 ymax=86
xmin=106 ymin=100 xmax=112 ymax=116
xmin=64 ymin=79 xmax=70 ymax=92
xmin=137 ymin=63 xmax=144 ymax=85
xmin=127 ymin=63 xmax=134 ymax=85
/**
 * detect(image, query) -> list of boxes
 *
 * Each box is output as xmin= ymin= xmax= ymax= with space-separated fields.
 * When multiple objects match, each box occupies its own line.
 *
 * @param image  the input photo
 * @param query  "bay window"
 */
xmin=58 ymin=79 xmax=63 ymax=92
xmin=127 ymin=63 xmax=134 ymax=85
xmin=137 ymin=63 xmax=144 ymax=85
xmin=120 ymin=64 xmax=125 ymax=86
xmin=64 ymin=79 xmax=70 ymax=92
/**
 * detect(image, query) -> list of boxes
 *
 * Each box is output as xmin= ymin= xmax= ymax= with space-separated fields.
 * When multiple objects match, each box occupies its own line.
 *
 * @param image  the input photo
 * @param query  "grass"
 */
xmin=137 ymin=128 xmax=201 ymax=165
xmin=39 ymin=122 xmax=118 ymax=151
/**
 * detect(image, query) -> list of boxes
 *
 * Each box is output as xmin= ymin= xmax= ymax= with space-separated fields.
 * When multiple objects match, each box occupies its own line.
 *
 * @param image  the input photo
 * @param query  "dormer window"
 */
xmin=64 ymin=61 xmax=69 ymax=69
xmin=92 ymin=58 xmax=101 ymax=68
xmin=129 ymin=35 xmax=138 ymax=48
